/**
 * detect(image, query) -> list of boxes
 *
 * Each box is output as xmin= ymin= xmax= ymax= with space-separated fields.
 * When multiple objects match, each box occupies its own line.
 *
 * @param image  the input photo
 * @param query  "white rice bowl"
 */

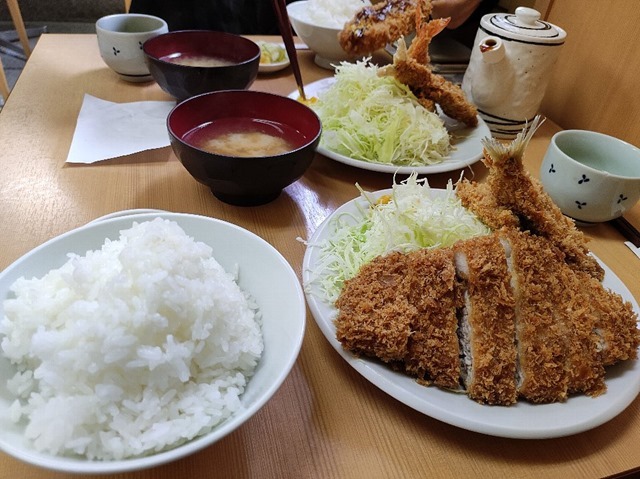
xmin=0 ymin=212 xmax=305 ymax=474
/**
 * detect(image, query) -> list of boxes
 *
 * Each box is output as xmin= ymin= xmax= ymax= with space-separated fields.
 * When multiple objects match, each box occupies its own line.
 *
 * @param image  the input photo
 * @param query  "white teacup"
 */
xmin=96 ymin=13 xmax=168 ymax=82
xmin=540 ymin=130 xmax=640 ymax=224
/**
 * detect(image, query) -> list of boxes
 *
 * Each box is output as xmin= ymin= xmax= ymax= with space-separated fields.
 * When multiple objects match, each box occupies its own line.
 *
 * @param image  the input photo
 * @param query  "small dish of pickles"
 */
xmin=257 ymin=41 xmax=290 ymax=73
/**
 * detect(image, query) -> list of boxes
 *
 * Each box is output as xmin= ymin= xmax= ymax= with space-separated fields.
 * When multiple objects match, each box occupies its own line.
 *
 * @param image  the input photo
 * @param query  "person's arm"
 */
xmin=431 ymin=0 xmax=483 ymax=29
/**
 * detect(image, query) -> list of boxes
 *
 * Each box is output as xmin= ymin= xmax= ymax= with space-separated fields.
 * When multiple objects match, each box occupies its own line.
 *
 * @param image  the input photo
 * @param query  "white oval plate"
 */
xmin=302 ymin=188 xmax=640 ymax=439
xmin=0 ymin=212 xmax=306 ymax=473
xmin=289 ymin=77 xmax=491 ymax=174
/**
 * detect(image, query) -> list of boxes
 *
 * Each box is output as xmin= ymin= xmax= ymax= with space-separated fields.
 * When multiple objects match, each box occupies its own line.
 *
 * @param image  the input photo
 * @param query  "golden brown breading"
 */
xmin=455 ymin=181 xmax=520 ymax=231
xmin=339 ymin=0 xmax=426 ymax=56
xmin=581 ymin=271 xmax=640 ymax=366
xmin=501 ymin=229 xmax=570 ymax=403
xmin=404 ymin=248 xmax=460 ymax=390
xmin=334 ymin=229 xmax=638 ymax=405
xmin=335 ymin=251 xmax=413 ymax=363
xmin=558 ymin=269 xmax=606 ymax=396
xmin=335 ymin=247 xmax=461 ymax=389
xmin=382 ymin=49 xmax=479 ymax=126
xmin=454 ymin=235 xmax=517 ymax=405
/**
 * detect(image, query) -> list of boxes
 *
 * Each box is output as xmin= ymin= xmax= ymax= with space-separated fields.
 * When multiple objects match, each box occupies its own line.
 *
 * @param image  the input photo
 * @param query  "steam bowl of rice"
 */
xmin=143 ymin=30 xmax=261 ymax=101
xmin=0 ymin=212 xmax=306 ymax=474
xmin=167 ymin=90 xmax=322 ymax=206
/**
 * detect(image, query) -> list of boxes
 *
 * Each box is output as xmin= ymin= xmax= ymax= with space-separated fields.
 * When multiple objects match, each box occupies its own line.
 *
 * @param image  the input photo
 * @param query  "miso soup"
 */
xmin=161 ymin=53 xmax=235 ymax=67
xmin=183 ymin=118 xmax=306 ymax=157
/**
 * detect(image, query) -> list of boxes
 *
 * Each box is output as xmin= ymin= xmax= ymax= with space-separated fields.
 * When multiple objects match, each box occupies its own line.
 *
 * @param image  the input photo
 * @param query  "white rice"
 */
xmin=0 ymin=218 xmax=263 ymax=460
xmin=304 ymin=0 xmax=371 ymax=29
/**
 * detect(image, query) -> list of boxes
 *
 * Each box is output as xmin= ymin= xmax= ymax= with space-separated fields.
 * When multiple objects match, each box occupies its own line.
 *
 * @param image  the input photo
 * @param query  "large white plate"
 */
xmin=290 ymin=77 xmax=491 ymax=174
xmin=302 ymin=188 xmax=640 ymax=439
xmin=0 ymin=212 xmax=306 ymax=473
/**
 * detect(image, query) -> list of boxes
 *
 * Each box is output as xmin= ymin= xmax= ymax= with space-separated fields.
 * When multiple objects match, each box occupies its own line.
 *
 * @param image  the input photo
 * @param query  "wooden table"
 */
xmin=0 ymin=34 xmax=639 ymax=479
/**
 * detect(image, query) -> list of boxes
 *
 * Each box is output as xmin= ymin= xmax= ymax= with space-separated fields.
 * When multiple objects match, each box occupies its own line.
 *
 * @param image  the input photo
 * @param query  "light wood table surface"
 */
xmin=0 ymin=34 xmax=639 ymax=479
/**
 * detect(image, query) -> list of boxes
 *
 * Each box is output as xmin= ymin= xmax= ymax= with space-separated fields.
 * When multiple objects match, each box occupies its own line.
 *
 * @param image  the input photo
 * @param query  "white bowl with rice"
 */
xmin=0 ymin=212 xmax=305 ymax=473
xmin=287 ymin=0 xmax=370 ymax=69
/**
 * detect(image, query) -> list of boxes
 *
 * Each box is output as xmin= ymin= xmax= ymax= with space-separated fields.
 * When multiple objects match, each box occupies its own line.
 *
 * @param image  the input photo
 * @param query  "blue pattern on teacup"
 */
xmin=578 ymin=174 xmax=590 ymax=184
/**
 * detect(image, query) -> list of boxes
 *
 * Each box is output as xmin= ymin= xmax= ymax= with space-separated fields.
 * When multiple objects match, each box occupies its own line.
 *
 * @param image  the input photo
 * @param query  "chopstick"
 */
xmin=271 ymin=0 xmax=307 ymax=101
xmin=610 ymin=216 xmax=640 ymax=248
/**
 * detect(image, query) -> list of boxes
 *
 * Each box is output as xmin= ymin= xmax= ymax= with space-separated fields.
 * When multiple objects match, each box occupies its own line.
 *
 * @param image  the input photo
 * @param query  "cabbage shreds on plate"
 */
xmin=312 ymin=60 xmax=451 ymax=166
xmin=305 ymin=173 xmax=490 ymax=303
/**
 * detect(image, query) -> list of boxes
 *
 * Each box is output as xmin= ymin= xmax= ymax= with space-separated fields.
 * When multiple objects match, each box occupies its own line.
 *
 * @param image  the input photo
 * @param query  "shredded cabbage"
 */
xmin=304 ymin=173 xmax=490 ymax=303
xmin=312 ymin=60 xmax=451 ymax=166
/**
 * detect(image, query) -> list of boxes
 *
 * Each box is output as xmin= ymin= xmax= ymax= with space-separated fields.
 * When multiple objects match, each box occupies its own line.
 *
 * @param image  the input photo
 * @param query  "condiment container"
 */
xmin=461 ymin=7 xmax=566 ymax=138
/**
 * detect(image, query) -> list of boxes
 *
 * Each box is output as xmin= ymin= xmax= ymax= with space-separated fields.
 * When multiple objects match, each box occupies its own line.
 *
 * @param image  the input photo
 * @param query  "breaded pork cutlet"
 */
xmin=404 ymin=248 xmax=459 ymax=390
xmin=456 ymin=116 xmax=604 ymax=281
xmin=335 ymin=251 xmax=413 ymax=364
xmin=581 ymin=271 xmax=640 ymax=366
xmin=334 ymin=229 xmax=638 ymax=405
xmin=502 ymin=229 xmax=571 ymax=403
xmin=454 ymin=235 xmax=517 ymax=405
xmin=557 ymin=268 xmax=606 ymax=396
xmin=335 ymin=248 xmax=461 ymax=389
xmin=502 ymin=229 xmax=636 ymax=399
xmin=339 ymin=0 xmax=427 ymax=57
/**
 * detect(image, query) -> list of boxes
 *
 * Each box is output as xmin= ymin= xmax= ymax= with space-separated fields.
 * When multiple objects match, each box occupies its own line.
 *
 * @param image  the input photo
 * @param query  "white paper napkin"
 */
xmin=66 ymin=94 xmax=176 ymax=164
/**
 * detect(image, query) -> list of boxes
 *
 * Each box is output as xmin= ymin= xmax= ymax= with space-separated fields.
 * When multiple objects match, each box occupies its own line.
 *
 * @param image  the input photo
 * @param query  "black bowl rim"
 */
xmin=166 ymin=89 xmax=322 ymax=159
xmin=142 ymin=30 xmax=261 ymax=69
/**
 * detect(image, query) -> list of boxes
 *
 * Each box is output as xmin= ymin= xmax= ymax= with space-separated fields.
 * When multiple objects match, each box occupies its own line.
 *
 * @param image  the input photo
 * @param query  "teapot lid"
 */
xmin=480 ymin=7 xmax=566 ymax=45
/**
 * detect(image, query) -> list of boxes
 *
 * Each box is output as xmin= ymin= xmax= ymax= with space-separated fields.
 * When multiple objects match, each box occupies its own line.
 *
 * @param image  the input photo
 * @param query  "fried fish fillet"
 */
xmin=456 ymin=117 xmax=604 ymax=280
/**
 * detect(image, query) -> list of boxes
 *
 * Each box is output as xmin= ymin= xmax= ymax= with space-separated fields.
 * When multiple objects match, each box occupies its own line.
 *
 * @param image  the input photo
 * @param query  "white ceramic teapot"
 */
xmin=461 ymin=7 xmax=566 ymax=138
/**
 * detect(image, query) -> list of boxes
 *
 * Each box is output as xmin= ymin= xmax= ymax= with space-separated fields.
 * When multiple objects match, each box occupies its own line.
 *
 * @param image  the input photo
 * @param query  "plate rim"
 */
xmin=302 ymin=187 xmax=640 ymax=439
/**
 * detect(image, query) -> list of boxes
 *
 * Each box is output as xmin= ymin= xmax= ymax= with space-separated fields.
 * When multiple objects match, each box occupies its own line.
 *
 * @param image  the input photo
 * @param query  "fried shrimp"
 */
xmin=338 ymin=0 xmax=428 ymax=57
xmin=377 ymin=3 xmax=478 ymax=126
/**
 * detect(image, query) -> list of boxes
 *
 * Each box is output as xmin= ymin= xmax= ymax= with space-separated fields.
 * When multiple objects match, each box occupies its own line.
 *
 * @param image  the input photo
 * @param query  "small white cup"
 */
xmin=96 ymin=13 xmax=168 ymax=82
xmin=540 ymin=130 xmax=640 ymax=224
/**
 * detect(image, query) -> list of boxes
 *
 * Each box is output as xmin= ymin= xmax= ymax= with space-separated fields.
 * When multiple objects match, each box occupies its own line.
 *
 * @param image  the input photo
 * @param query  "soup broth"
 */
xmin=183 ymin=118 xmax=306 ymax=157
xmin=161 ymin=53 xmax=235 ymax=67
